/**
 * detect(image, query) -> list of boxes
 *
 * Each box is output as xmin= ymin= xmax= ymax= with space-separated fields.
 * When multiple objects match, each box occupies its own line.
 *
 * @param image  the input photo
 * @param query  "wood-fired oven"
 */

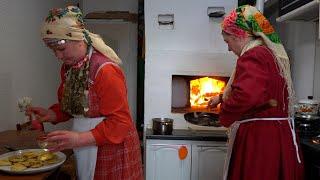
xmin=144 ymin=0 xmax=237 ymax=130
xmin=171 ymin=75 xmax=229 ymax=113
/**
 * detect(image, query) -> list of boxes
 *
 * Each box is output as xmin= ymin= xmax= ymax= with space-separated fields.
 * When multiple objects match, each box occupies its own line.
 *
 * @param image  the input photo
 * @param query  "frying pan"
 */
xmin=184 ymin=99 xmax=278 ymax=127
xmin=184 ymin=112 xmax=221 ymax=127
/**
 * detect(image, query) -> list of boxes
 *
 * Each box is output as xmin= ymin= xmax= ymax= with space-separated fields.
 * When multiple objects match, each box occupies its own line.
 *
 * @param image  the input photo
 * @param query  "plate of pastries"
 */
xmin=0 ymin=149 xmax=66 ymax=174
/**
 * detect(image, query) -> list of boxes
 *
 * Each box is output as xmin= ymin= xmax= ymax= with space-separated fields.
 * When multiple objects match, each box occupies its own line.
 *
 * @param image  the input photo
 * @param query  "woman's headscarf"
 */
xmin=41 ymin=6 xmax=122 ymax=115
xmin=41 ymin=6 xmax=121 ymax=64
xmin=221 ymin=5 xmax=295 ymax=115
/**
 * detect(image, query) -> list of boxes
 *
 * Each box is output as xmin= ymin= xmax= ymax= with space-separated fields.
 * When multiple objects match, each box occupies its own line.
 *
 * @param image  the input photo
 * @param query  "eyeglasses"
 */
xmin=44 ymin=39 xmax=68 ymax=48
xmin=56 ymin=39 xmax=67 ymax=45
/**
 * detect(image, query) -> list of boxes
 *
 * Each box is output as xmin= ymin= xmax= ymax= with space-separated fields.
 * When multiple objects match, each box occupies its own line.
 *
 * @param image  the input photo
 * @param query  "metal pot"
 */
xmin=295 ymin=99 xmax=320 ymax=115
xmin=294 ymin=113 xmax=320 ymax=138
xmin=152 ymin=118 xmax=174 ymax=135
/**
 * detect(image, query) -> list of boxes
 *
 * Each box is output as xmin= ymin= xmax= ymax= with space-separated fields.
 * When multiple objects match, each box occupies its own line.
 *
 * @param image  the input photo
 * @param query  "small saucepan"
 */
xmin=152 ymin=118 xmax=174 ymax=135
xmin=295 ymin=99 xmax=320 ymax=115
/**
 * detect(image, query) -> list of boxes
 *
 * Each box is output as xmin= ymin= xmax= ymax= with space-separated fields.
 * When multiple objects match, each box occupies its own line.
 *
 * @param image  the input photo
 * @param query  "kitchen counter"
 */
xmin=145 ymin=128 xmax=228 ymax=141
xmin=146 ymin=128 xmax=320 ymax=179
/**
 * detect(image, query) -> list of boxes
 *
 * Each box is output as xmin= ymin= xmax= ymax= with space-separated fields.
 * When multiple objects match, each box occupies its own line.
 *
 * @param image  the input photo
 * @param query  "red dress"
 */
xmin=49 ymin=51 xmax=143 ymax=180
xmin=219 ymin=46 xmax=304 ymax=180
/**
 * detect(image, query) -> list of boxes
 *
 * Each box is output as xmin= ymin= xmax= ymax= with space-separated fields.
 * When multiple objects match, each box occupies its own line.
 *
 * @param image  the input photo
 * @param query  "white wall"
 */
xmin=144 ymin=51 xmax=235 ymax=129
xmin=66 ymin=1 xmax=139 ymax=123
xmin=144 ymin=0 xmax=237 ymax=129
xmin=144 ymin=0 xmax=236 ymax=53
xmin=279 ymin=22 xmax=317 ymax=100
xmin=86 ymin=22 xmax=138 ymax=122
xmin=79 ymin=0 xmax=139 ymax=122
xmin=0 ymin=0 xmax=78 ymax=132
xmin=266 ymin=5 xmax=318 ymax=101
xmin=313 ymin=23 xmax=320 ymax=99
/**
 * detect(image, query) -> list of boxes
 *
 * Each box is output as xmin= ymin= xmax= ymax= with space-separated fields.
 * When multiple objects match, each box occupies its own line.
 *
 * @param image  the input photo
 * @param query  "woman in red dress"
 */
xmin=26 ymin=6 xmax=143 ymax=180
xmin=209 ymin=5 xmax=304 ymax=180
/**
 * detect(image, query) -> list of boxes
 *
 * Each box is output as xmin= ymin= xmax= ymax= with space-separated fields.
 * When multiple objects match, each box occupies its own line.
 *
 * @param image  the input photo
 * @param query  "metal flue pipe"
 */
xmin=256 ymin=0 xmax=265 ymax=13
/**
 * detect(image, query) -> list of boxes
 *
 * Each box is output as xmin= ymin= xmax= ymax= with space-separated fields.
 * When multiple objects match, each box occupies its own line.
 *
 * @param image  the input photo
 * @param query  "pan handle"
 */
xmin=243 ymin=99 xmax=278 ymax=118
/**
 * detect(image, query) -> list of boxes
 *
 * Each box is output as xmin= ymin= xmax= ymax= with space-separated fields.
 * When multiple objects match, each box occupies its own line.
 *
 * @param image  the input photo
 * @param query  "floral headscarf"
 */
xmin=221 ymin=5 xmax=280 ymax=42
xmin=41 ymin=6 xmax=121 ymax=64
xmin=41 ymin=6 xmax=122 ymax=115
xmin=221 ymin=5 xmax=295 ymax=116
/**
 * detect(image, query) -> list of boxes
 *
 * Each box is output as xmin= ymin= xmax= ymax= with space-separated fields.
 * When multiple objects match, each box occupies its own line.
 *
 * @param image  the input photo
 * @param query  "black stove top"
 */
xmin=295 ymin=114 xmax=320 ymax=138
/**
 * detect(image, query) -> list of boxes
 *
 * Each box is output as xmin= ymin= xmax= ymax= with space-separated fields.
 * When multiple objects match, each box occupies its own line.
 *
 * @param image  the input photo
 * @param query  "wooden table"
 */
xmin=0 ymin=130 xmax=75 ymax=180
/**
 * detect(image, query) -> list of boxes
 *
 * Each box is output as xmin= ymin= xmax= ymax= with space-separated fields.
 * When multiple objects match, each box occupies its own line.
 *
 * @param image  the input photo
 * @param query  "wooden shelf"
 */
xmin=84 ymin=11 xmax=138 ymax=23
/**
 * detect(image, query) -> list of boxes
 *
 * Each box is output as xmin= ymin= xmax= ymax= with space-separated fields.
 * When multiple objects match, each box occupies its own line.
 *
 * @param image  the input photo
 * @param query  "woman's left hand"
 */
xmin=46 ymin=130 xmax=96 ymax=152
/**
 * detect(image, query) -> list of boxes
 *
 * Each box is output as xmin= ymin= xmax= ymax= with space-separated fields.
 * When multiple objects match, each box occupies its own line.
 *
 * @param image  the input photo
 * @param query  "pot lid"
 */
xmin=152 ymin=118 xmax=174 ymax=123
xmin=298 ymin=99 xmax=320 ymax=104
xmin=295 ymin=113 xmax=320 ymax=120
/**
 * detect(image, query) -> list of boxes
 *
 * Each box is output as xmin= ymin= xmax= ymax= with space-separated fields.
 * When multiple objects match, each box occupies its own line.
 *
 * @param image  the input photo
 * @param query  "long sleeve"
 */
xmin=219 ymin=47 xmax=270 ymax=127
xmin=90 ymin=65 xmax=133 ymax=146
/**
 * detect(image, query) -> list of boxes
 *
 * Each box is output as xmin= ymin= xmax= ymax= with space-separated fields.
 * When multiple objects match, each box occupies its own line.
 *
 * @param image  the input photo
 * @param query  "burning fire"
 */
xmin=190 ymin=77 xmax=225 ymax=107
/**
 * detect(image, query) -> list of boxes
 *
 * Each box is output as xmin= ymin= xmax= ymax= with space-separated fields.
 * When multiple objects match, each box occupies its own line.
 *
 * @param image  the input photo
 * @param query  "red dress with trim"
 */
xmin=49 ymin=51 xmax=143 ymax=180
xmin=219 ymin=46 xmax=304 ymax=180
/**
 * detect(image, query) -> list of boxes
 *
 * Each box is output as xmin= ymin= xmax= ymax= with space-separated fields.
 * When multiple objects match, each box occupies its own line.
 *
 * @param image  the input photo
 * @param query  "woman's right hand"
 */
xmin=25 ymin=107 xmax=57 ymax=123
xmin=207 ymin=96 xmax=221 ymax=108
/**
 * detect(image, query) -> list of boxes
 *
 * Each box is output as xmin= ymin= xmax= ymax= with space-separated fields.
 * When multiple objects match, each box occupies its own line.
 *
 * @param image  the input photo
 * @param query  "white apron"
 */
xmin=223 ymin=117 xmax=301 ymax=180
xmin=72 ymin=116 xmax=104 ymax=180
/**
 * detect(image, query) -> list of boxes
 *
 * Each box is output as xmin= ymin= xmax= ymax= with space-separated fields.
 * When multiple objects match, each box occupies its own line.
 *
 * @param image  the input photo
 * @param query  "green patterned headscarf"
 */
xmin=221 ymin=5 xmax=288 ymax=59
xmin=221 ymin=5 xmax=295 ymax=116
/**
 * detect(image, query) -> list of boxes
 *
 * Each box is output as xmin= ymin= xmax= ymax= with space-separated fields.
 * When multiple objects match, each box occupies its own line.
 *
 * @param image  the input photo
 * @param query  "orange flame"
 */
xmin=190 ymin=77 xmax=225 ymax=107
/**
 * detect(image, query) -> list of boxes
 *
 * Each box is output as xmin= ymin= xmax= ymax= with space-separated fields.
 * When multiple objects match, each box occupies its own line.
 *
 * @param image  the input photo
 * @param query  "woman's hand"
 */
xmin=25 ymin=107 xmax=57 ymax=123
xmin=207 ymin=95 xmax=221 ymax=108
xmin=46 ymin=130 xmax=96 ymax=152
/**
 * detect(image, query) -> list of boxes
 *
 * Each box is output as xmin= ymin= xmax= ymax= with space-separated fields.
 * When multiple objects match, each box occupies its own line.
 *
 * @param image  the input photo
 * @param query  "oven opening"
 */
xmin=171 ymin=75 xmax=229 ymax=113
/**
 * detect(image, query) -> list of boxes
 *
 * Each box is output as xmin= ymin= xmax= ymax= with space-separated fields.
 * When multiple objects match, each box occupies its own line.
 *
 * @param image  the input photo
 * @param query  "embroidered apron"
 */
xmin=68 ymin=46 xmax=119 ymax=180
xmin=222 ymin=117 xmax=301 ymax=180
xmin=72 ymin=116 xmax=104 ymax=180
xmin=69 ymin=46 xmax=105 ymax=180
